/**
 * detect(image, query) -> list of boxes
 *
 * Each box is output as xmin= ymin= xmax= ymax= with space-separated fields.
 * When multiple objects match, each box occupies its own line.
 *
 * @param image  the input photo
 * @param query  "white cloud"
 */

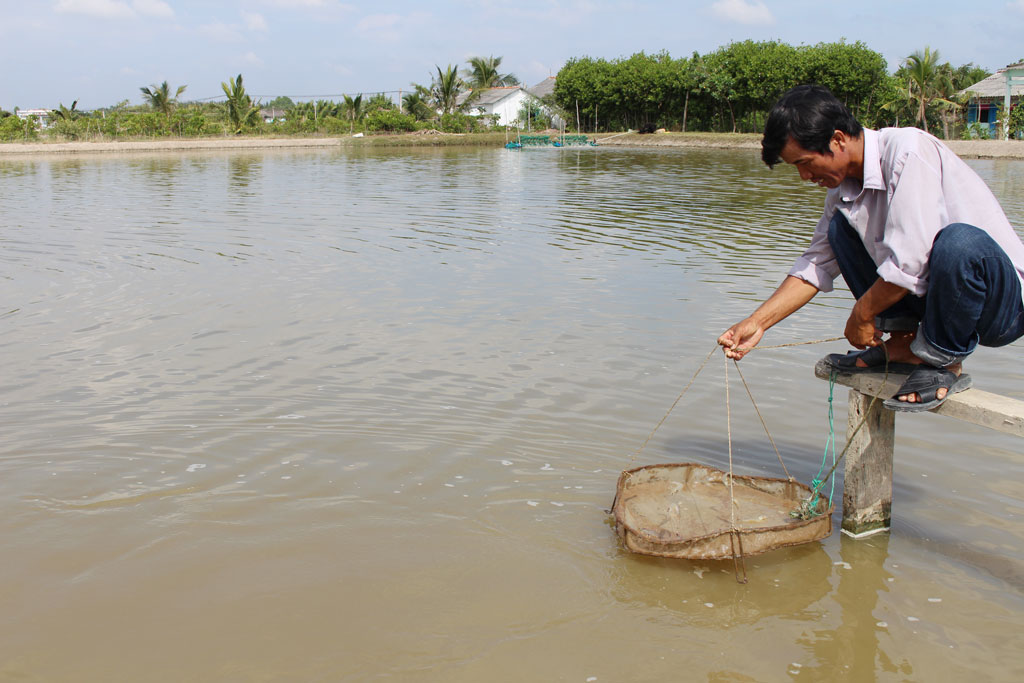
xmin=120 ymin=66 xmax=141 ymax=75
xmin=710 ymin=0 xmax=774 ymax=25
xmin=355 ymin=12 xmax=428 ymax=42
xmin=262 ymin=0 xmax=331 ymax=7
xmin=1009 ymin=0 xmax=1024 ymax=14
xmin=55 ymin=0 xmax=173 ymax=18
xmin=239 ymin=51 xmax=264 ymax=67
xmin=199 ymin=21 xmax=244 ymax=42
xmin=133 ymin=0 xmax=173 ymax=17
xmin=242 ymin=11 xmax=268 ymax=31
xmin=356 ymin=13 xmax=401 ymax=31
xmin=55 ymin=0 xmax=134 ymax=17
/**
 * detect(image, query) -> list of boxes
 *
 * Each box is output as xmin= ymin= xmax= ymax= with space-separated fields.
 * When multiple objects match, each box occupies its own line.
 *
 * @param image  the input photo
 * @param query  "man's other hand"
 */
xmin=717 ymin=318 xmax=764 ymax=360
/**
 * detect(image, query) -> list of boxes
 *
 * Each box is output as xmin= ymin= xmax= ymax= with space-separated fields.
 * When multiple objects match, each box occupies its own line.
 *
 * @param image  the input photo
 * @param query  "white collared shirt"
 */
xmin=789 ymin=127 xmax=1024 ymax=304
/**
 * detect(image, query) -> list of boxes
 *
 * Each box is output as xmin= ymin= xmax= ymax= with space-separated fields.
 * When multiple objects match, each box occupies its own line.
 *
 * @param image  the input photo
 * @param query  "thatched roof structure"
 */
xmin=959 ymin=62 xmax=1024 ymax=99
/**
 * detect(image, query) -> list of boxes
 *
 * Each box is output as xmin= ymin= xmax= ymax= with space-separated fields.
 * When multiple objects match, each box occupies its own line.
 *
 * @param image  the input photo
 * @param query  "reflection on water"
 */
xmin=0 ymin=146 xmax=1022 ymax=681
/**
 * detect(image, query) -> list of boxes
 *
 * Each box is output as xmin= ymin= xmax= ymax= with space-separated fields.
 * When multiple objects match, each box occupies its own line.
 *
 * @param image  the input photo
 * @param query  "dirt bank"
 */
xmin=2 ymin=132 xmax=1022 ymax=160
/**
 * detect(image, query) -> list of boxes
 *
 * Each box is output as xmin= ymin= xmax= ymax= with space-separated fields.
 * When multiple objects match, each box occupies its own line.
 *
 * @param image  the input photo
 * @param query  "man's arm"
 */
xmin=718 ymin=275 xmax=820 ymax=359
xmin=845 ymin=278 xmax=910 ymax=348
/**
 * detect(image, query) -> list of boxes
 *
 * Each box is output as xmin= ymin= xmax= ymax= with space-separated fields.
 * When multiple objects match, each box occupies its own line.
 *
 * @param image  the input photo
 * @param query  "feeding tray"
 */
xmin=613 ymin=463 xmax=832 ymax=560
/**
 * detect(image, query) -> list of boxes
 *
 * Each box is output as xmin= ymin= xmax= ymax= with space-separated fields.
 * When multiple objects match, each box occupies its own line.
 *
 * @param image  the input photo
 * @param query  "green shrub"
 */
xmin=50 ymin=118 xmax=84 ymax=140
xmin=364 ymin=109 xmax=417 ymax=132
xmin=1009 ymin=103 xmax=1024 ymax=139
xmin=0 ymin=115 xmax=38 ymax=141
xmin=439 ymin=112 xmax=482 ymax=133
xmin=320 ymin=116 xmax=350 ymax=135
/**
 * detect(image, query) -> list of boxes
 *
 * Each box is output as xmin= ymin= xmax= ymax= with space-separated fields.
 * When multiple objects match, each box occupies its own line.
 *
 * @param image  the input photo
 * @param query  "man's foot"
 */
xmin=823 ymin=332 xmax=921 ymax=375
xmin=884 ymin=363 xmax=971 ymax=411
xmin=894 ymin=362 xmax=963 ymax=404
xmin=852 ymin=331 xmax=920 ymax=367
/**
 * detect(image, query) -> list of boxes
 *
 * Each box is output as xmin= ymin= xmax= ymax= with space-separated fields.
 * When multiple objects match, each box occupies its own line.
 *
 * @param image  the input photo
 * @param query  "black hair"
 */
xmin=761 ymin=85 xmax=863 ymax=168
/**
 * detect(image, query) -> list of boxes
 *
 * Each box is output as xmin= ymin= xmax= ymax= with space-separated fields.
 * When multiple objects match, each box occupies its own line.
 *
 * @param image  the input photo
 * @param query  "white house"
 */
xmin=457 ymin=86 xmax=530 ymax=126
xmin=16 ymin=108 xmax=52 ymax=128
xmin=456 ymin=79 xmax=563 ymax=129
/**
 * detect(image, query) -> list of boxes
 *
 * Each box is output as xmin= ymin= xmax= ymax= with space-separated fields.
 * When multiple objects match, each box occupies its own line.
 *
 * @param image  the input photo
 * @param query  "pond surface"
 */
xmin=1 ymin=145 xmax=1022 ymax=681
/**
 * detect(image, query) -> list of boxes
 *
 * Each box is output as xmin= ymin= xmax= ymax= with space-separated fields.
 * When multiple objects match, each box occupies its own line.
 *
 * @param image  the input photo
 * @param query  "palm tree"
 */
xmin=140 ymin=81 xmax=187 ymax=118
xmin=402 ymin=92 xmax=434 ymax=121
xmin=221 ymin=74 xmax=260 ymax=134
xmin=416 ymin=64 xmax=468 ymax=116
xmin=51 ymin=100 xmax=82 ymax=121
xmin=465 ymin=55 xmax=519 ymax=89
xmin=903 ymin=47 xmax=955 ymax=134
xmin=342 ymin=94 xmax=364 ymax=132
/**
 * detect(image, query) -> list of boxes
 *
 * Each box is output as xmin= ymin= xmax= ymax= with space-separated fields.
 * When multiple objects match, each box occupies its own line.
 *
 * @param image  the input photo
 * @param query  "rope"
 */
xmin=731 ymin=360 xmax=793 ymax=481
xmin=792 ymin=345 xmax=893 ymax=520
xmin=805 ymin=370 xmax=838 ymax=513
xmin=625 ymin=335 xmax=838 ymax=469
xmin=625 ymin=344 xmax=718 ymax=467
xmin=724 ymin=355 xmax=748 ymax=583
xmin=738 ymin=336 xmax=845 ymax=352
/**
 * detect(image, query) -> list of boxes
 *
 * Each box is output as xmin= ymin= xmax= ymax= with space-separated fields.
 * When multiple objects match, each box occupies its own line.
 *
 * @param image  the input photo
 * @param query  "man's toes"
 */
xmin=936 ymin=388 xmax=948 ymax=401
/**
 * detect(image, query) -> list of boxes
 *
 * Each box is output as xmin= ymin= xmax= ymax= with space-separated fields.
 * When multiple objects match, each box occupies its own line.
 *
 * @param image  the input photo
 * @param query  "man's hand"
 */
xmin=845 ymin=299 xmax=883 ymax=349
xmin=716 ymin=276 xmax=820 ymax=361
xmin=845 ymin=280 xmax=910 ymax=348
xmin=718 ymin=318 xmax=765 ymax=360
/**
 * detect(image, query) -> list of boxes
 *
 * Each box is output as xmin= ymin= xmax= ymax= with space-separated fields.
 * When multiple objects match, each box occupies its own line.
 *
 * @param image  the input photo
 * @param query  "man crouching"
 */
xmin=717 ymin=84 xmax=1024 ymax=412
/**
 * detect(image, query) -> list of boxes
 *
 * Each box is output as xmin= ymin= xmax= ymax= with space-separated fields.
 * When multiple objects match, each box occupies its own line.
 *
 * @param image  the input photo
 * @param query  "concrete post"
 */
xmin=841 ymin=389 xmax=895 ymax=537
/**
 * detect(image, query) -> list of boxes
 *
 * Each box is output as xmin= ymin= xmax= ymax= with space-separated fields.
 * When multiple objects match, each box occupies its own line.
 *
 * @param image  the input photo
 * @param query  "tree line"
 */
xmin=0 ymin=56 xmax=530 ymax=142
xmin=1 ymin=44 xmax=1015 ymax=143
xmin=552 ymin=41 xmax=999 ymax=139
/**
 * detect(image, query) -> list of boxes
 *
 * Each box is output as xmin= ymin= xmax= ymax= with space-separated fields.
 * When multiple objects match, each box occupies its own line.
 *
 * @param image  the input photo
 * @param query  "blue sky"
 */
xmin=2 ymin=0 xmax=1023 ymax=110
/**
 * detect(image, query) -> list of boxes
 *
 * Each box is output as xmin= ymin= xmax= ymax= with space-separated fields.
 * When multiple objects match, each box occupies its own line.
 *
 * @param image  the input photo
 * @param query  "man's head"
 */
xmin=761 ymin=85 xmax=863 ymax=170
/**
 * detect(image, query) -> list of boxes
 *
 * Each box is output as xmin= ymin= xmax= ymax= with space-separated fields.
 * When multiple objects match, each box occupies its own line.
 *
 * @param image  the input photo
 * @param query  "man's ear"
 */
xmin=831 ymin=130 xmax=850 ymax=151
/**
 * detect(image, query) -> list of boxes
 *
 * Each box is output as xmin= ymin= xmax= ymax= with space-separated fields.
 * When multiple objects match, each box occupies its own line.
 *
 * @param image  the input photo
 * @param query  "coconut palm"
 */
xmin=342 ymin=94 xmax=364 ymax=132
xmin=465 ymin=55 xmax=519 ymax=89
xmin=415 ymin=64 xmax=469 ymax=115
xmin=903 ymin=47 xmax=955 ymax=134
xmin=140 ymin=81 xmax=187 ymax=117
xmin=364 ymin=93 xmax=395 ymax=112
xmin=221 ymin=74 xmax=261 ymax=134
xmin=402 ymin=92 xmax=434 ymax=121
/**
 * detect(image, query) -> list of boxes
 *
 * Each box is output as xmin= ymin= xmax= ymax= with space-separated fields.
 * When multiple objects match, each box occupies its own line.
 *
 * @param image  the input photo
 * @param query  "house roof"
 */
xmin=457 ymin=86 xmax=524 ymax=107
xmin=959 ymin=63 xmax=1024 ymax=99
xmin=527 ymin=77 xmax=556 ymax=99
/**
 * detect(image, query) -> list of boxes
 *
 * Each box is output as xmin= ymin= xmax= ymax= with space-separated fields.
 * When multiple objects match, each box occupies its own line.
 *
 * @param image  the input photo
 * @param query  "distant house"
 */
xmin=960 ymin=61 xmax=1024 ymax=139
xmin=457 ymin=86 xmax=530 ymax=126
xmin=16 ymin=108 xmax=52 ymax=128
xmin=453 ymin=78 xmax=563 ymax=128
xmin=260 ymin=108 xmax=287 ymax=123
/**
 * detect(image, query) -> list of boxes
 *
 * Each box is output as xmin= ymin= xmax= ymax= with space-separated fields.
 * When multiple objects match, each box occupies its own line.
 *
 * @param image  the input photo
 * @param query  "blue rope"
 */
xmin=807 ymin=370 xmax=838 ymax=514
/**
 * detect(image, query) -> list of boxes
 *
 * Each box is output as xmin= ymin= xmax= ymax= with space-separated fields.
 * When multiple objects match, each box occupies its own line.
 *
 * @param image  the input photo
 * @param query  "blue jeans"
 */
xmin=827 ymin=213 xmax=1024 ymax=366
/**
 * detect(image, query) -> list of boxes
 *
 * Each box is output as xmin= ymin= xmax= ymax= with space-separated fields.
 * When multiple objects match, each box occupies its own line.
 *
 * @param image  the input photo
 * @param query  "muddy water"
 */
xmin=1 ymin=146 xmax=1022 ymax=681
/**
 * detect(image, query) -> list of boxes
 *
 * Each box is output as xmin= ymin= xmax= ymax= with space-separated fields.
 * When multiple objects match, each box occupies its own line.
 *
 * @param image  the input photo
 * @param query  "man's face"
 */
xmin=779 ymin=134 xmax=850 ymax=189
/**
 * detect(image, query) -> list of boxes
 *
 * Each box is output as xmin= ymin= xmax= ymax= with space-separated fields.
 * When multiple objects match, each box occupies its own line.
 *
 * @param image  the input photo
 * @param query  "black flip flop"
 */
xmin=882 ymin=364 xmax=972 ymax=413
xmin=822 ymin=346 xmax=917 ymax=375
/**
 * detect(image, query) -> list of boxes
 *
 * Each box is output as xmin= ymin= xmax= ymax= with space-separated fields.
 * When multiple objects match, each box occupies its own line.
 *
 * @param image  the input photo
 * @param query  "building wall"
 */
xmin=966 ymin=98 xmax=1018 ymax=137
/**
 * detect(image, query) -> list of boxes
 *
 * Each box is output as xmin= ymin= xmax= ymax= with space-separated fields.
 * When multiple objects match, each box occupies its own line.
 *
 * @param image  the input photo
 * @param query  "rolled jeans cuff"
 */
xmin=910 ymin=332 xmax=967 ymax=367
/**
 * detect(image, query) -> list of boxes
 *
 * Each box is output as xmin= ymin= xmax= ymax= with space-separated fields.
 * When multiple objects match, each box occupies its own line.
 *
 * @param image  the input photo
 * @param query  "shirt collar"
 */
xmin=860 ymin=128 xmax=883 ymax=191
xmin=837 ymin=128 xmax=881 ymax=201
